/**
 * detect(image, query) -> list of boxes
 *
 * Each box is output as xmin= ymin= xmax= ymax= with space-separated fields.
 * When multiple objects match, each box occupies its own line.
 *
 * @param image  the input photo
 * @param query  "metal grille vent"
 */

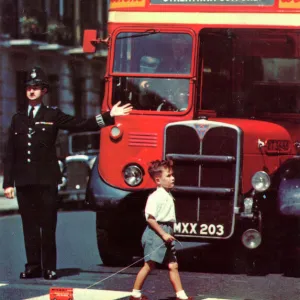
xmin=128 ymin=132 xmax=158 ymax=147
xmin=65 ymin=161 xmax=90 ymax=190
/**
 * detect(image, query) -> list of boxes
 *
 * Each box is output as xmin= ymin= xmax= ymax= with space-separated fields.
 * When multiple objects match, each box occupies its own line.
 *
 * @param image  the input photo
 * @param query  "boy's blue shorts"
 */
xmin=142 ymin=224 xmax=177 ymax=264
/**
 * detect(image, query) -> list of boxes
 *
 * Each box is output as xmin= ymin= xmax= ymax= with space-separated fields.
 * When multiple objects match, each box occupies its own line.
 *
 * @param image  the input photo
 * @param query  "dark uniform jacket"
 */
xmin=3 ymin=104 xmax=114 ymax=188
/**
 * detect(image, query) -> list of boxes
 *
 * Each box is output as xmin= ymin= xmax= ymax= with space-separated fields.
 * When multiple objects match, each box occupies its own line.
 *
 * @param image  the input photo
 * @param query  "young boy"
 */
xmin=130 ymin=159 xmax=192 ymax=300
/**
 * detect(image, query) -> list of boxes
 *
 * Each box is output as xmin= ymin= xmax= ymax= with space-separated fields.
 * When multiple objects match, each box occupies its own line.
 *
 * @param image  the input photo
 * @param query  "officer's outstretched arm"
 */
xmin=55 ymin=102 xmax=132 ymax=132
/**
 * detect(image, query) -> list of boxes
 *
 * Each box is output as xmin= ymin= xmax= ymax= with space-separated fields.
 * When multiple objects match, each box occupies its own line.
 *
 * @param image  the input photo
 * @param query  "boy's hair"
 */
xmin=148 ymin=159 xmax=173 ymax=181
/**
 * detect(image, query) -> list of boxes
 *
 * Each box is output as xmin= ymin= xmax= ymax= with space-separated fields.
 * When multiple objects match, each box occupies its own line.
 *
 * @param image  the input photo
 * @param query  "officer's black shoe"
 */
xmin=43 ymin=270 xmax=58 ymax=280
xmin=20 ymin=268 xmax=42 ymax=279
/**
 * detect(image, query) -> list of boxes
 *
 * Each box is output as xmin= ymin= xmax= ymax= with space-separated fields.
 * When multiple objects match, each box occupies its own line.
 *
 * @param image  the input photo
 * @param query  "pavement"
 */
xmin=0 ymin=175 xmax=19 ymax=214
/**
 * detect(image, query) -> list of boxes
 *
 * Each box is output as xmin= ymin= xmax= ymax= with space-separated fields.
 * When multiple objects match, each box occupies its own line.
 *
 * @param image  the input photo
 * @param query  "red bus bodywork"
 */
xmin=84 ymin=0 xmax=300 ymax=270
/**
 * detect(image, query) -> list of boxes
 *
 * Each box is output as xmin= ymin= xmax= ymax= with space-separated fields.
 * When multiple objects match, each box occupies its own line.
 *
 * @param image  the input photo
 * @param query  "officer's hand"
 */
xmin=162 ymin=233 xmax=175 ymax=243
xmin=4 ymin=187 xmax=14 ymax=199
xmin=110 ymin=101 xmax=133 ymax=117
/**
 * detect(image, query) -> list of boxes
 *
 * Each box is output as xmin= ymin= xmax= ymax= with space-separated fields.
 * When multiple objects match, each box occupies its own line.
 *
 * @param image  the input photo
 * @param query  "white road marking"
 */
xmin=0 ymin=283 xmax=244 ymax=300
xmin=74 ymin=289 xmax=131 ymax=299
xmin=23 ymin=297 xmax=46 ymax=300
xmin=203 ymin=298 xmax=234 ymax=300
xmin=24 ymin=288 xmax=131 ymax=300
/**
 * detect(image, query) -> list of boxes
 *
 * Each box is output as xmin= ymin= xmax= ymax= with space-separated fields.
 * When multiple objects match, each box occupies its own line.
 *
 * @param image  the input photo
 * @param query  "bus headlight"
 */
xmin=123 ymin=164 xmax=144 ymax=186
xmin=251 ymin=171 xmax=270 ymax=192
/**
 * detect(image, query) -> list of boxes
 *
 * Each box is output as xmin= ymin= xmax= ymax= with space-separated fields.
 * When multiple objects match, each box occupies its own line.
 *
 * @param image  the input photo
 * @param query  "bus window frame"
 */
xmin=107 ymin=27 xmax=198 ymax=115
xmin=109 ymin=27 xmax=197 ymax=76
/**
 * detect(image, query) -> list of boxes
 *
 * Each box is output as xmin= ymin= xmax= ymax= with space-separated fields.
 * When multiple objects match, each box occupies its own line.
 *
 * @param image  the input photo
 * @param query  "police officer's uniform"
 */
xmin=2 ymin=67 xmax=114 ymax=279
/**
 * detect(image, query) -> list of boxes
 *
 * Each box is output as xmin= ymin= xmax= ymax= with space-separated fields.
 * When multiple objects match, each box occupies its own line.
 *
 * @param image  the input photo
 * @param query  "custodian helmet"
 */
xmin=25 ymin=66 xmax=49 ymax=90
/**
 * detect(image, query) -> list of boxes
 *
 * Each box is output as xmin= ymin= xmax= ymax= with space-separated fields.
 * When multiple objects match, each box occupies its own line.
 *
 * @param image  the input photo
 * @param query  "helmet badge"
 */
xmin=31 ymin=69 xmax=37 ymax=79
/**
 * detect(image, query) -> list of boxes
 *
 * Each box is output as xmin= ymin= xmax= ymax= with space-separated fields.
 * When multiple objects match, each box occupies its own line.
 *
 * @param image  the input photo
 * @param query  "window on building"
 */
xmin=102 ymin=0 xmax=108 ymax=38
xmin=80 ymin=0 xmax=108 ymax=41
xmin=62 ymin=0 xmax=74 ymax=45
xmin=74 ymin=77 xmax=86 ymax=118
xmin=80 ymin=0 xmax=98 ymax=37
xmin=49 ymin=0 xmax=60 ymax=19
xmin=1 ymin=0 xmax=18 ymax=38
xmin=48 ymin=75 xmax=60 ymax=107
xmin=21 ymin=0 xmax=47 ymax=41
xmin=44 ymin=0 xmax=73 ymax=45
xmin=16 ymin=71 xmax=28 ymax=111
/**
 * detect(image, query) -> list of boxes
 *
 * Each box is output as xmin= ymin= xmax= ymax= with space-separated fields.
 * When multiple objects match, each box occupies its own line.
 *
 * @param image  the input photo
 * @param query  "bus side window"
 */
xmin=112 ymin=77 xmax=132 ymax=105
xmin=112 ymin=76 xmax=144 ymax=109
xmin=200 ymin=31 xmax=232 ymax=113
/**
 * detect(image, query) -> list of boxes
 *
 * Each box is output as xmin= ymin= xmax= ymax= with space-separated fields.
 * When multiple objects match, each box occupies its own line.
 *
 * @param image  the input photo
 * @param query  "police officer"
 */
xmin=2 ymin=66 xmax=132 ymax=280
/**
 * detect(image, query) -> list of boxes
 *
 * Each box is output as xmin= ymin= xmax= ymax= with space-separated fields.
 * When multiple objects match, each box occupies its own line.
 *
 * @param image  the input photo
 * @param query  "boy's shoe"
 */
xmin=176 ymin=297 xmax=193 ymax=300
xmin=129 ymin=295 xmax=148 ymax=300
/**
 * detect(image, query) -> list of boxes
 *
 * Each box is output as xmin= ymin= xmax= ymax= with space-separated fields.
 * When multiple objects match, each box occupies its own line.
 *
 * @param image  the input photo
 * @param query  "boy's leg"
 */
xmin=166 ymin=241 xmax=191 ymax=300
xmin=131 ymin=260 xmax=156 ymax=299
xmin=168 ymin=262 xmax=183 ymax=292
xmin=133 ymin=260 xmax=156 ymax=290
xmin=168 ymin=262 xmax=191 ymax=300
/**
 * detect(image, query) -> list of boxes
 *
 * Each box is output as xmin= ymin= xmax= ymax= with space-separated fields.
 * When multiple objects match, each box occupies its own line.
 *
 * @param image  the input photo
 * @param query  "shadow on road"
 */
xmin=57 ymin=268 xmax=81 ymax=278
xmin=162 ymin=242 xmax=300 ymax=278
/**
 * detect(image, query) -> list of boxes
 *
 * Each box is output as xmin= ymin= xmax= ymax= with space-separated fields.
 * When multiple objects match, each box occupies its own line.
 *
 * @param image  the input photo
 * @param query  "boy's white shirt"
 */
xmin=145 ymin=187 xmax=176 ymax=222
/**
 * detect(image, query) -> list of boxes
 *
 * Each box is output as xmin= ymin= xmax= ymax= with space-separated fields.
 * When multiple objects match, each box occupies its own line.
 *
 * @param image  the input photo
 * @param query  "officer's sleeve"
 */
xmin=3 ymin=119 xmax=15 ymax=189
xmin=55 ymin=109 xmax=115 ymax=132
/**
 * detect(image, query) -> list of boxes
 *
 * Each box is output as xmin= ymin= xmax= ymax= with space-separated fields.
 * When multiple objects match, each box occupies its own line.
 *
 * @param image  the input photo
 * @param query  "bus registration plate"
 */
xmin=266 ymin=139 xmax=290 ymax=154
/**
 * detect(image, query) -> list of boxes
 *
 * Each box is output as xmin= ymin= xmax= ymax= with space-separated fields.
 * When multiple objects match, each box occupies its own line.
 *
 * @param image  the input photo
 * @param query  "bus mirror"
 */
xmin=83 ymin=30 xmax=97 ymax=53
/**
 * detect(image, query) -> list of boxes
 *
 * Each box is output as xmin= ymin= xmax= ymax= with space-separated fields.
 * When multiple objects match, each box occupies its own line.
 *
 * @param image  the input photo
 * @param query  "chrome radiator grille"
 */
xmin=164 ymin=121 xmax=242 ymax=239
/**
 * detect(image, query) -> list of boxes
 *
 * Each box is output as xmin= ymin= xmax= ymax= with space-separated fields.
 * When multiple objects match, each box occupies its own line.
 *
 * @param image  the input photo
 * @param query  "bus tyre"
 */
xmin=231 ymin=244 xmax=249 ymax=274
xmin=96 ymin=228 xmax=133 ymax=266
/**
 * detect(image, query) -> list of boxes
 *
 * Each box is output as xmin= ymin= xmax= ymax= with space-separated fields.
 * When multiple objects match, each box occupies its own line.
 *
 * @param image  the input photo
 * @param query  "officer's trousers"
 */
xmin=16 ymin=185 xmax=58 ymax=271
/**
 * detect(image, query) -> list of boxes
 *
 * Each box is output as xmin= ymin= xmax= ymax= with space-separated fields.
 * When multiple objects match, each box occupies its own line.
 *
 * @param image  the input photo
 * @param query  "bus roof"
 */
xmin=108 ymin=0 xmax=300 ymax=27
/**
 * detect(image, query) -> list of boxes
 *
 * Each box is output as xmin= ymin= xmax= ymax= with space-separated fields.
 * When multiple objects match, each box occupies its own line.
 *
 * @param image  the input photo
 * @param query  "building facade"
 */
xmin=0 ymin=0 xmax=108 ymax=170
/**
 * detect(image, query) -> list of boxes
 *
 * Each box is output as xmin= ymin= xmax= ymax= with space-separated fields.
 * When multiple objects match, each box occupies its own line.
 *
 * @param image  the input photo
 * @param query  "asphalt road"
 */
xmin=1 ymin=211 xmax=300 ymax=300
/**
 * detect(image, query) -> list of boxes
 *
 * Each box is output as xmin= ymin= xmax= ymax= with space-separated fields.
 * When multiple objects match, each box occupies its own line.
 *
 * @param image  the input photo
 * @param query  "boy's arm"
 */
xmin=147 ymin=215 xmax=175 ymax=243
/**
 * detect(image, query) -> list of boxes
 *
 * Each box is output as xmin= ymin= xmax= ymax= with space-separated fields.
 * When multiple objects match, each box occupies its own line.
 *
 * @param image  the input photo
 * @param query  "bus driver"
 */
xmin=139 ymin=35 xmax=191 ymax=111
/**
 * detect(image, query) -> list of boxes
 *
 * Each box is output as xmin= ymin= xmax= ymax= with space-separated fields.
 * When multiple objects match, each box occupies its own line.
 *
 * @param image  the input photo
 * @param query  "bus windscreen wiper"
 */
xmin=116 ymin=29 xmax=160 ymax=39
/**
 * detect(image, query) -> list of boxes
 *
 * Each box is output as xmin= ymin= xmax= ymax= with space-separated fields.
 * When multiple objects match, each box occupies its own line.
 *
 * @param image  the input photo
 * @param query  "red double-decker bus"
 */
xmin=83 ymin=0 xmax=300 ymax=271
